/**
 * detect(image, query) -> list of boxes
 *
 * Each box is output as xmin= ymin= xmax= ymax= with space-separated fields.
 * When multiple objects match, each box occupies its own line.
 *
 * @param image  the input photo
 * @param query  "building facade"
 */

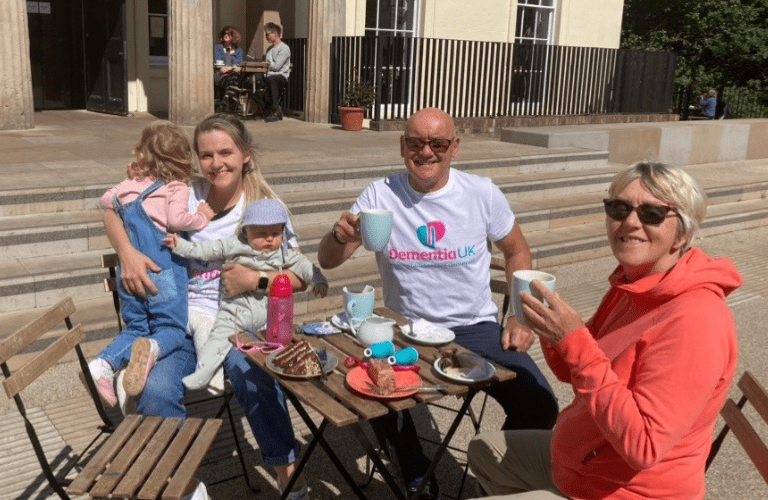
xmin=0 ymin=0 xmax=623 ymax=129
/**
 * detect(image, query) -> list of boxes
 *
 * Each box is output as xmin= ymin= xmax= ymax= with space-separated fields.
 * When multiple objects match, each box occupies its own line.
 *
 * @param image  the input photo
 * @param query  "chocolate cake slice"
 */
xmin=272 ymin=340 xmax=323 ymax=377
xmin=367 ymin=359 xmax=396 ymax=394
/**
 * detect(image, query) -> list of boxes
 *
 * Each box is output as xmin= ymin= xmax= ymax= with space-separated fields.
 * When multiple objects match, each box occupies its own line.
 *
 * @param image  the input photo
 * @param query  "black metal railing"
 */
xmin=329 ymin=36 xmax=678 ymax=123
xmin=282 ymin=38 xmax=306 ymax=113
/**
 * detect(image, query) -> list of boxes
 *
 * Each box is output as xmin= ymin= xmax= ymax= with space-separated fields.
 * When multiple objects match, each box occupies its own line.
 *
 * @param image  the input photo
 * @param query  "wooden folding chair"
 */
xmin=706 ymin=370 xmax=768 ymax=484
xmin=1 ymin=297 xmax=116 ymax=500
xmin=100 ymin=253 xmax=259 ymax=492
xmin=2 ymin=297 xmax=224 ymax=500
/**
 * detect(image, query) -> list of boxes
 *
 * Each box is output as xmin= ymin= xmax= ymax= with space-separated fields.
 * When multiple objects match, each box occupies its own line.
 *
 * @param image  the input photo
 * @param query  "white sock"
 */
xmin=149 ymin=339 xmax=160 ymax=358
xmin=88 ymin=358 xmax=114 ymax=380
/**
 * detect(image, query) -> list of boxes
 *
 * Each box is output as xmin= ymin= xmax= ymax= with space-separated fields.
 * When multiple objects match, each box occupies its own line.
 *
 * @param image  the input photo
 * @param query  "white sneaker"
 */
xmin=281 ymin=483 xmax=310 ymax=500
xmin=181 ymin=479 xmax=209 ymax=500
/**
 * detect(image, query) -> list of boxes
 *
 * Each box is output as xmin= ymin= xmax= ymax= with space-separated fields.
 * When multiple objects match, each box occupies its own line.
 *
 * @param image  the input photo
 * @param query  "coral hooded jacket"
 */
xmin=542 ymin=247 xmax=742 ymax=499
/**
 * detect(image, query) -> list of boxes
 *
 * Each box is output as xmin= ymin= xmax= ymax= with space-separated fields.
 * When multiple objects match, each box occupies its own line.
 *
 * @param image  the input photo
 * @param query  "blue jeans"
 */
xmin=370 ymin=321 xmax=559 ymax=484
xmin=223 ymin=347 xmax=300 ymax=466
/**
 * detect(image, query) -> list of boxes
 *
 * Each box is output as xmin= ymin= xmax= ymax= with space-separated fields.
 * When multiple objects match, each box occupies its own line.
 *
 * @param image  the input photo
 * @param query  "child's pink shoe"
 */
xmin=80 ymin=360 xmax=117 ymax=408
xmin=123 ymin=338 xmax=156 ymax=397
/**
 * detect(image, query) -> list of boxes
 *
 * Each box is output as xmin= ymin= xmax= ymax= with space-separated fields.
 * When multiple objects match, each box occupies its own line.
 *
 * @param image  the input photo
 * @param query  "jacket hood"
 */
xmin=609 ymin=247 xmax=742 ymax=301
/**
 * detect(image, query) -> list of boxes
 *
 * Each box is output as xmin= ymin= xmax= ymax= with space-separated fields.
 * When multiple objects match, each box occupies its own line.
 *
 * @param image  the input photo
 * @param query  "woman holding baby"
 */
xmin=104 ymin=113 xmax=313 ymax=500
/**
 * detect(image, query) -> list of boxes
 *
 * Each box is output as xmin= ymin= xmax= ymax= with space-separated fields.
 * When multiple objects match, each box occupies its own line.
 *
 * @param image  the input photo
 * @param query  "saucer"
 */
xmin=401 ymin=319 xmax=455 ymax=346
xmin=432 ymin=354 xmax=496 ymax=384
xmin=331 ymin=312 xmax=382 ymax=333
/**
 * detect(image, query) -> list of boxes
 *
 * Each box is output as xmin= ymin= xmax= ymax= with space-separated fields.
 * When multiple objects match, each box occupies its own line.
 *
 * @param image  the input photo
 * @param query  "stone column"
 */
xmin=0 ymin=0 xmax=34 ymax=130
xmin=305 ymin=0 xmax=344 ymax=123
xmin=169 ymin=0 xmax=213 ymax=125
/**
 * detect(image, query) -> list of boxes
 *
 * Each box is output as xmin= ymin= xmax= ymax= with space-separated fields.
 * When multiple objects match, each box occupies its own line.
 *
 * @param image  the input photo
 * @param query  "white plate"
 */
xmin=330 ymin=312 xmax=382 ymax=333
xmin=432 ymin=353 xmax=496 ymax=384
xmin=266 ymin=347 xmax=337 ymax=379
xmin=400 ymin=319 xmax=455 ymax=346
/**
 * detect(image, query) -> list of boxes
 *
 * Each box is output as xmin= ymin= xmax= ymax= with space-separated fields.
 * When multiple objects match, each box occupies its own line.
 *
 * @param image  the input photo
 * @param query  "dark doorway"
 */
xmin=27 ymin=1 xmax=87 ymax=109
xmin=84 ymin=0 xmax=128 ymax=115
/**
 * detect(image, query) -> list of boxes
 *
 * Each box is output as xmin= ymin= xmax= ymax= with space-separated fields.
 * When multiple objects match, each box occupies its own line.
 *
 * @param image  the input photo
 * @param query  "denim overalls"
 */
xmin=98 ymin=180 xmax=190 ymax=370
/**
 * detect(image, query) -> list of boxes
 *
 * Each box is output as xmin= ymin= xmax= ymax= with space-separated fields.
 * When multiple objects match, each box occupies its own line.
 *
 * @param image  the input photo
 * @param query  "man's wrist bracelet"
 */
xmin=330 ymin=222 xmax=346 ymax=245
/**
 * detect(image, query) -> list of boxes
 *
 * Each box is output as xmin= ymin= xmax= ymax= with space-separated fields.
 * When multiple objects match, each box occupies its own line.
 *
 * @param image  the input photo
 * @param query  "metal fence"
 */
xmin=282 ymin=38 xmax=305 ymax=113
xmin=329 ymin=36 xmax=678 ymax=123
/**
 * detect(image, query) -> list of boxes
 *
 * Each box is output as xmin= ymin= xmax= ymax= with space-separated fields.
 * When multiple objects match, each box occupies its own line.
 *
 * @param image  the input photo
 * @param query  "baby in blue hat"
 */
xmin=164 ymin=199 xmax=328 ymax=389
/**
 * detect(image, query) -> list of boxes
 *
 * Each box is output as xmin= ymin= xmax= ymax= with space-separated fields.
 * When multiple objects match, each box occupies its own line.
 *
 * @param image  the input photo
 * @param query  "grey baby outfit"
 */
xmin=172 ymin=234 xmax=325 ymax=389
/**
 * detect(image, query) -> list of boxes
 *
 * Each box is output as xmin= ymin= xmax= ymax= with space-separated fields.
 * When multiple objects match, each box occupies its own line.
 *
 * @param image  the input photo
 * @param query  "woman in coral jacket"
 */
xmin=468 ymin=162 xmax=742 ymax=500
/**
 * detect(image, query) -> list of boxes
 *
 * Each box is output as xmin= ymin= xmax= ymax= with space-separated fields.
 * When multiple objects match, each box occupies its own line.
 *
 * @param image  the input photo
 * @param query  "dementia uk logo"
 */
xmin=389 ymin=220 xmax=476 ymax=267
xmin=417 ymin=220 xmax=445 ymax=248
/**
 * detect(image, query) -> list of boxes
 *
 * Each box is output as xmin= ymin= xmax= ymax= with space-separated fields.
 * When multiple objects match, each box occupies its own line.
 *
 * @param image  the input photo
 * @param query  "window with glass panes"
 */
xmin=148 ymin=0 xmax=168 ymax=65
xmin=516 ymin=0 xmax=556 ymax=44
xmin=365 ymin=0 xmax=418 ymax=37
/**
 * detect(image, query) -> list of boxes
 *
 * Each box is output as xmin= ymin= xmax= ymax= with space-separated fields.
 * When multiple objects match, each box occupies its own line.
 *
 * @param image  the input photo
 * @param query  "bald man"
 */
xmin=318 ymin=108 xmax=558 ymax=499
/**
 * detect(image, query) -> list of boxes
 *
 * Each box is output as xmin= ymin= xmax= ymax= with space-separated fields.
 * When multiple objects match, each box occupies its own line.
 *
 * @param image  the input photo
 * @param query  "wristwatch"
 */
xmin=257 ymin=271 xmax=269 ymax=291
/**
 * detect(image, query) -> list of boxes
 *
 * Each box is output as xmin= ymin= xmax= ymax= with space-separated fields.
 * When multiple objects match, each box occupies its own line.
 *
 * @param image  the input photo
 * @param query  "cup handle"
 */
xmin=346 ymin=299 xmax=357 ymax=317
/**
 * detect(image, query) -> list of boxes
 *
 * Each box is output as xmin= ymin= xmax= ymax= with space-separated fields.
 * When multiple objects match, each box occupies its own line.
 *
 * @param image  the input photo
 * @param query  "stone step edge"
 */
xmin=3 ymin=199 xmax=766 ymax=313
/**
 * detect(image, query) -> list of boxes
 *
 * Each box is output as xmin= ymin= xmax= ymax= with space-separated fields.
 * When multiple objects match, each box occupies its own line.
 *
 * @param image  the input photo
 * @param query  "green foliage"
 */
xmin=340 ymin=79 xmax=376 ymax=108
xmin=622 ymin=0 xmax=768 ymax=97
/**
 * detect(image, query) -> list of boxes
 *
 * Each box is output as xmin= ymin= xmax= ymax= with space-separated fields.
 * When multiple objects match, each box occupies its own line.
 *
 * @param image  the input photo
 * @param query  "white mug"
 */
xmin=359 ymin=209 xmax=393 ymax=252
xmin=511 ymin=270 xmax=556 ymax=327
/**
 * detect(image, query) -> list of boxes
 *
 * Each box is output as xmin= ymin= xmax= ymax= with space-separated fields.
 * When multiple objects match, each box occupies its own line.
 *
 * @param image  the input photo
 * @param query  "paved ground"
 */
xmin=1 ymin=111 xmax=767 ymax=499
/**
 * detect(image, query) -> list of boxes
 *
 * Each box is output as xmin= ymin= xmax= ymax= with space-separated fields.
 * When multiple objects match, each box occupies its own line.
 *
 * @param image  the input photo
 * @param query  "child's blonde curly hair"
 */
xmin=131 ymin=121 xmax=195 ymax=184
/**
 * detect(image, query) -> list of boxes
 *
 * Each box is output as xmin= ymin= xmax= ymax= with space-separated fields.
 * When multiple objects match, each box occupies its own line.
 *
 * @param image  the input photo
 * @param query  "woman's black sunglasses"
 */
xmin=603 ymin=199 xmax=677 ymax=225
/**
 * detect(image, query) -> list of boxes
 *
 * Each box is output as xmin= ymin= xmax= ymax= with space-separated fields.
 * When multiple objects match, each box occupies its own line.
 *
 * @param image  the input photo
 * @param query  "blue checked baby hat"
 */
xmin=242 ymin=199 xmax=288 ymax=227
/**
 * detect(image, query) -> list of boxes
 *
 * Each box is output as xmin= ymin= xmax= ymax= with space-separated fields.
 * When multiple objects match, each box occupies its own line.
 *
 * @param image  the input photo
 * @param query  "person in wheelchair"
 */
xmin=255 ymin=22 xmax=290 ymax=122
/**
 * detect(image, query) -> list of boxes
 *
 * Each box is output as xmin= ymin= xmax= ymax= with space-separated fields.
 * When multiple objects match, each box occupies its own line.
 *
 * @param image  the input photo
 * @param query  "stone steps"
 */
xmin=2 ymin=152 xmax=768 ymax=360
xmin=2 ymin=160 xmax=768 ymax=317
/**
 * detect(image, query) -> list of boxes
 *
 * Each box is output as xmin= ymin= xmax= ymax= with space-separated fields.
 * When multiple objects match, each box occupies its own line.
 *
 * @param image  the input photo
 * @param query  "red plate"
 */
xmin=346 ymin=366 xmax=422 ymax=399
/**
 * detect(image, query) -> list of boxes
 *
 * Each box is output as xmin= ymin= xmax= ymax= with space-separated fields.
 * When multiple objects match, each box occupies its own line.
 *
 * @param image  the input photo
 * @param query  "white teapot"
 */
xmin=356 ymin=317 xmax=396 ymax=347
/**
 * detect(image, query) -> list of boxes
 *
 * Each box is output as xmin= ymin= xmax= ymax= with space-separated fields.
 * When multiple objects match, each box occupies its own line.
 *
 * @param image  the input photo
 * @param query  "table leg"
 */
xmin=349 ymin=423 xmax=409 ymax=500
xmin=412 ymin=388 xmax=478 ymax=499
xmin=284 ymin=391 xmax=370 ymax=500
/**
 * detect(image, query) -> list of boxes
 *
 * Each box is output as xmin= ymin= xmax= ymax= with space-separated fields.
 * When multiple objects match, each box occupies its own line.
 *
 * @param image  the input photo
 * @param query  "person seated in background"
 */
xmin=699 ymin=89 xmax=717 ymax=119
xmin=256 ymin=22 xmax=291 ymax=122
xmin=214 ymin=25 xmax=244 ymax=112
xmin=467 ymin=162 xmax=742 ymax=500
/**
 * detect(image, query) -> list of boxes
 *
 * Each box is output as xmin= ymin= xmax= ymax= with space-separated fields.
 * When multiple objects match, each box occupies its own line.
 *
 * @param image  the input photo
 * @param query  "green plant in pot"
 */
xmin=339 ymin=79 xmax=375 ymax=131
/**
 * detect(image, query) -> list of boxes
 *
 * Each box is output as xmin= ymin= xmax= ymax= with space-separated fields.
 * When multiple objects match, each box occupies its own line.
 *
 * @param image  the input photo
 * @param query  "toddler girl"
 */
xmin=87 ymin=120 xmax=214 ymax=406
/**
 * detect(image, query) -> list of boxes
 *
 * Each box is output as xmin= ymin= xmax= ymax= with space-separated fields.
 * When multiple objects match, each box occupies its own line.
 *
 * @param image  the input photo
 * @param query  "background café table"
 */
xmin=230 ymin=307 xmax=516 ymax=500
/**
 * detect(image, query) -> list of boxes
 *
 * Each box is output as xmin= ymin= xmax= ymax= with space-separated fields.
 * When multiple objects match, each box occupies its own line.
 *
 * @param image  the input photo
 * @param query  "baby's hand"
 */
xmin=313 ymin=283 xmax=329 ymax=298
xmin=197 ymin=201 xmax=214 ymax=220
xmin=163 ymin=233 xmax=179 ymax=249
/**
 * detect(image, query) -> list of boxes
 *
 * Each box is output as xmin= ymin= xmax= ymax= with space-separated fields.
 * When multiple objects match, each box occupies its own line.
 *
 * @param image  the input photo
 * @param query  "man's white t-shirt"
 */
xmin=185 ymin=180 xmax=298 ymax=317
xmin=351 ymin=168 xmax=515 ymax=328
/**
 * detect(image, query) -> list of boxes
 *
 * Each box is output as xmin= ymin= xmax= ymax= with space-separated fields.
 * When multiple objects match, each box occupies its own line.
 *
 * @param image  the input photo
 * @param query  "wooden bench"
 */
xmin=706 ymin=370 xmax=768 ymax=484
xmin=1 ymin=297 xmax=222 ymax=500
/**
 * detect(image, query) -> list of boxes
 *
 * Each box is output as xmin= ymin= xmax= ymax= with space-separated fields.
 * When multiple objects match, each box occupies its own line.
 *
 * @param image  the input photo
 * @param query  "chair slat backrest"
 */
xmin=707 ymin=371 xmax=768 ymax=485
xmin=3 ymin=323 xmax=86 ymax=399
xmin=0 ymin=297 xmax=75 ymax=366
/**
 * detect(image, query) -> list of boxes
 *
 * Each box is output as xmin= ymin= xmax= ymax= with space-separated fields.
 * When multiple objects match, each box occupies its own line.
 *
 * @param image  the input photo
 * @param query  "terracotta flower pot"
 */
xmin=339 ymin=106 xmax=366 ymax=131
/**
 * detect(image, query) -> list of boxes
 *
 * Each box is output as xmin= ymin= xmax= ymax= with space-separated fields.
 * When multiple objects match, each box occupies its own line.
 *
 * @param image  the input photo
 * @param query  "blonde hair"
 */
xmin=193 ymin=113 xmax=282 ymax=204
xmin=608 ymin=161 xmax=707 ymax=251
xmin=132 ymin=121 xmax=195 ymax=183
